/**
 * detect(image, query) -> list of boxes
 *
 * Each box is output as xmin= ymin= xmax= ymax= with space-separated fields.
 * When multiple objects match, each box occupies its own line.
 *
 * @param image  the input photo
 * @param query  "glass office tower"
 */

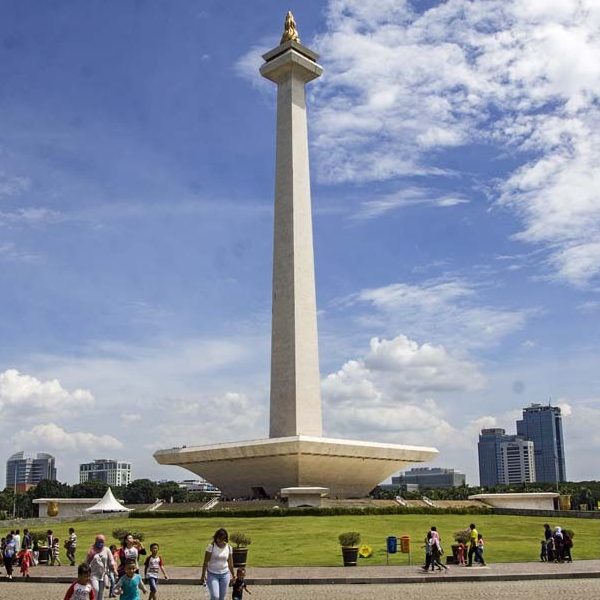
xmin=516 ymin=404 xmax=566 ymax=484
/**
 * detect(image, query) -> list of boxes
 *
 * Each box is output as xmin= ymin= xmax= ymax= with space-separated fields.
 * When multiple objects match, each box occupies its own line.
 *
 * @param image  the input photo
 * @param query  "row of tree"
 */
xmin=372 ymin=481 xmax=600 ymax=509
xmin=0 ymin=478 xmax=212 ymax=519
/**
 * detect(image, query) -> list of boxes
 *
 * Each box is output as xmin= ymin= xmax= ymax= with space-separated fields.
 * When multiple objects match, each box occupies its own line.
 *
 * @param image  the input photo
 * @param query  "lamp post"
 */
xmin=12 ymin=462 xmax=18 ymax=518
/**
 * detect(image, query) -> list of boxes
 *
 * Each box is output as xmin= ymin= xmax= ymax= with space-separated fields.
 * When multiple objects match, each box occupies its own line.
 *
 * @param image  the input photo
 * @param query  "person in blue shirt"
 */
xmin=3 ymin=533 xmax=18 ymax=580
xmin=114 ymin=558 xmax=147 ymax=599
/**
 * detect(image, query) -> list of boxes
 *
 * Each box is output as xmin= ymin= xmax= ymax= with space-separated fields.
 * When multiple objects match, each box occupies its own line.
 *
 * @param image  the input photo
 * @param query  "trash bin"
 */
xmin=386 ymin=536 xmax=397 ymax=554
xmin=400 ymin=535 xmax=410 ymax=553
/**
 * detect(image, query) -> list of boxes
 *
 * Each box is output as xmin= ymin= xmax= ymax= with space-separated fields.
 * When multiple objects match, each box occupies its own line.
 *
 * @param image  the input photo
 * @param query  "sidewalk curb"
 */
xmin=7 ymin=570 xmax=600 ymax=586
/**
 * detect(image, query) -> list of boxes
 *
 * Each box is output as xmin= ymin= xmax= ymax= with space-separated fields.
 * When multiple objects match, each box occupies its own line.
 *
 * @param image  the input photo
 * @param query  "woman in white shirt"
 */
xmin=86 ymin=534 xmax=117 ymax=600
xmin=200 ymin=528 xmax=235 ymax=600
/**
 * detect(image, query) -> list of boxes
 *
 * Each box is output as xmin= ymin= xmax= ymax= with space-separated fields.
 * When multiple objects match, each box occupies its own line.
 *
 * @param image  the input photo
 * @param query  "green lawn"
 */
xmin=28 ymin=514 xmax=600 ymax=567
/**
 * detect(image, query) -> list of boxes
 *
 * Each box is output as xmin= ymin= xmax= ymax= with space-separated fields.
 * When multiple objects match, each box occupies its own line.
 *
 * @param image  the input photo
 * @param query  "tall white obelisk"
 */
xmin=260 ymin=13 xmax=323 ymax=438
xmin=154 ymin=13 xmax=439 ymax=499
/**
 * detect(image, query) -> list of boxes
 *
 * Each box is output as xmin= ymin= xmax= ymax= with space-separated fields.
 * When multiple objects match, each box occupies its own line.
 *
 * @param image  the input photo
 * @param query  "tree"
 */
xmin=72 ymin=480 xmax=109 ymax=498
xmin=122 ymin=479 xmax=158 ymax=504
xmin=156 ymin=481 xmax=188 ymax=503
xmin=31 ymin=479 xmax=72 ymax=499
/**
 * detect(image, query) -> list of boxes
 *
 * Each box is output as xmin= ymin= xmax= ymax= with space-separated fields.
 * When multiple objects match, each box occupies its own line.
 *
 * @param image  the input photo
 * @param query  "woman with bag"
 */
xmin=200 ymin=528 xmax=236 ymax=600
xmin=86 ymin=534 xmax=117 ymax=600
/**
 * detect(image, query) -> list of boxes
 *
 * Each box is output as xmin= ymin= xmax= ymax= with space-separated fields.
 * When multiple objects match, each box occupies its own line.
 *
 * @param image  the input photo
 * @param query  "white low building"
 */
xmin=469 ymin=492 xmax=559 ymax=510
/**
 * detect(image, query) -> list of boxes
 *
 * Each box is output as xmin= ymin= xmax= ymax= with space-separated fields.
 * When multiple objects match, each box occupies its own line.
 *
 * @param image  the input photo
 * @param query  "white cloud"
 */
xmin=324 ymin=334 xmax=484 ymax=402
xmin=152 ymin=391 xmax=266 ymax=449
xmin=0 ymin=369 xmax=94 ymax=417
xmin=313 ymin=0 xmax=600 ymax=285
xmin=0 ymin=207 xmax=62 ymax=226
xmin=0 ymin=242 xmax=39 ymax=263
xmin=322 ymin=334 xmax=484 ymax=445
xmin=12 ymin=423 xmax=122 ymax=452
xmin=354 ymin=187 xmax=469 ymax=220
xmin=234 ymin=42 xmax=272 ymax=92
xmin=346 ymin=279 xmax=529 ymax=350
xmin=0 ymin=173 xmax=31 ymax=198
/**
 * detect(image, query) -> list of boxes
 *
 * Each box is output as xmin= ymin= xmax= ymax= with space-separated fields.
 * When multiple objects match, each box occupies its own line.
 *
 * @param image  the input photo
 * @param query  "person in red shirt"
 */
xmin=18 ymin=548 xmax=33 ymax=577
xmin=64 ymin=563 xmax=96 ymax=600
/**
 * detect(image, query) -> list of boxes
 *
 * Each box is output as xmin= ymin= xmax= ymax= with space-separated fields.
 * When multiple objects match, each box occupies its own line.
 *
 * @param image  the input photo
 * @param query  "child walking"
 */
xmin=144 ymin=543 xmax=168 ymax=600
xmin=114 ymin=558 xmax=147 ymax=600
xmin=52 ymin=537 xmax=62 ymax=566
xmin=232 ymin=568 xmax=251 ymax=600
xmin=476 ymin=533 xmax=485 ymax=565
xmin=457 ymin=542 xmax=466 ymax=566
xmin=64 ymin=563 xmax=96 ymax=600
xmin=540 ymin=540 xmax=547 ymax=562
xmin=18 ymin=547 xmax=33 ymax=577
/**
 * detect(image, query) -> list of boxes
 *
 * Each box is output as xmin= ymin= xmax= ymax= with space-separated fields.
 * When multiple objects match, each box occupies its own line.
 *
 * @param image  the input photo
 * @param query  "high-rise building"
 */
xmin=79 ymin=459 xmax=132 ymax=487
xmin=498 ymin=437 xmax=536 ymax=485
xmin=516 ymin=403 xmax=566 ymax=484
xmin=478 ymin=429 xmax=535 ymax=487
xmin=391 ymin=467 xmax=466 ymax=489
xmin=6 ymin=451 xmax=57 ymax=492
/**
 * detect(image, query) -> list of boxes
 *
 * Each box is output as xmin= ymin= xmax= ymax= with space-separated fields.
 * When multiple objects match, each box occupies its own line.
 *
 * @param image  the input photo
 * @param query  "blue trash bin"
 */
xmin=387 ymin=536 xmax=398 ymax=554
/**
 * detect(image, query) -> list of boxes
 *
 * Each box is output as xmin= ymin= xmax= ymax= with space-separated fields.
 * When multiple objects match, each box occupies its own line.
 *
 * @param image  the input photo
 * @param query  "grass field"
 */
xmin=18 ymin=514 xmax=600 ymax=567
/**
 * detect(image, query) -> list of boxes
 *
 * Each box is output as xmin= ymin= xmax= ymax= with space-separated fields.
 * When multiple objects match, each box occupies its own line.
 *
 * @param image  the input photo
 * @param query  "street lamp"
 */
xmin=12 ymin=462 xmax=18 ymax=518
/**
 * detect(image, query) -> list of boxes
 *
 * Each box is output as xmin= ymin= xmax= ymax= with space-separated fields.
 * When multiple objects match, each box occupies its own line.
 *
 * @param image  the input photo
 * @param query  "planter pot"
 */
xmin=232 ymin=547 xmax=249 ymax=569
xmin=341 ymin=546 xmax=359 ymax=567
xmin=447 ymin=544 xmax=460 ymax=565
xmin=38 ymin=547 xmax=50 ymax=564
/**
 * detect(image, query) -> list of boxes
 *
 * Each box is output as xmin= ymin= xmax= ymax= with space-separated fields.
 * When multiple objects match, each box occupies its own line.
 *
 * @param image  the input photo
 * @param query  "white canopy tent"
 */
xmin=85 ymin=487 xmax=132 ymax=513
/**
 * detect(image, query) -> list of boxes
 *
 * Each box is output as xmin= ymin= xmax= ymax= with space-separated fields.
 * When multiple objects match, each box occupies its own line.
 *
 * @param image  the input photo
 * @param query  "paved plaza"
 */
xmin=2 ymin=579 xmax=600 ymax=600
xmin=2 ymin=560 xmax=600 ymax=599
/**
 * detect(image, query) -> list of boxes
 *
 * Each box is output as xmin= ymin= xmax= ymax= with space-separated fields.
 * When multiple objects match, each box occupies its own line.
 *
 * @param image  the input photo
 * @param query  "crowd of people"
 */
xmin=541 ymin=523 xmax=573 ymax=563
xmin=0 ymin=526 xmax=250 ymax=600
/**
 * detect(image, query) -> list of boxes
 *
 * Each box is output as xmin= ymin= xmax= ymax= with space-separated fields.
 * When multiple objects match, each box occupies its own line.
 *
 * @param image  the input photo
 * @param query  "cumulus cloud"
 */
xmin=12 ymin=423 xmax=122 ymax=452
xmin=324 ymin=334 xmax=484 ymax=402
xmin=322 ymin=334 xmax=484 ymax=444
xmin=313 ymin=0 xmax=600 ymax=285
xmin=0 ymin=369 xmax=94 ymax=417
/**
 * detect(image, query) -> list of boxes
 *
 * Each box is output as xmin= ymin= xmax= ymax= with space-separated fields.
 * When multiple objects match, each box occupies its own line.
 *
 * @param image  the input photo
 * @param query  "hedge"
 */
xmin=129 ymin=505 xmax=492 ymax=519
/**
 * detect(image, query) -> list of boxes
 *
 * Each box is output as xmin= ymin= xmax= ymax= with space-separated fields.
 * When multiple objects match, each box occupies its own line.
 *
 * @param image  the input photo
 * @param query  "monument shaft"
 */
xmin=153 ymin=19 xmax=439 ymax=499
xmin=261 ymin=43 xmax=323 ymax=438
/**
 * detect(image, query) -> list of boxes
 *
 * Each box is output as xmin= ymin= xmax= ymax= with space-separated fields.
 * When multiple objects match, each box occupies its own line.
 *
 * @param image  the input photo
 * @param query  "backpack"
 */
xmin=4 ymin=543 xmax=15 ymax=558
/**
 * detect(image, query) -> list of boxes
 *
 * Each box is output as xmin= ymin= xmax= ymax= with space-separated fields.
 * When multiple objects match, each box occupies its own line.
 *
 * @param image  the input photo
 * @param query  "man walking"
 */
xmin=467 ymin=523 xmax=486 ymax=566
xmin=66 ymin=527 xmax=77 ymax=566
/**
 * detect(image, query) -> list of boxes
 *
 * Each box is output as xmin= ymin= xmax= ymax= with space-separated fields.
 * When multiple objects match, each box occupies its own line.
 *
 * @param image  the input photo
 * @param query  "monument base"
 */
xmin=154 ymin=435 xmax=438 ymax=498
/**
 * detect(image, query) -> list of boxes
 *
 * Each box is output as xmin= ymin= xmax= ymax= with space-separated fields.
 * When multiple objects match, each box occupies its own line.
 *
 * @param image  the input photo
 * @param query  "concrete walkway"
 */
xmin=11 ymin=559 xmax=600 ymax=585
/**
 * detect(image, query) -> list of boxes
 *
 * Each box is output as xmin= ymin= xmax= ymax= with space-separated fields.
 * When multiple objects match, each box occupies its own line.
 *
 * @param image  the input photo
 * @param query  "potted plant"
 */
xmin=339 ymin=532 xmax=361 ymax=567
xmin=450 ymin=528 xmax=471 ymax=564
xmin=230 ymin=532 xmax=252 ymax=568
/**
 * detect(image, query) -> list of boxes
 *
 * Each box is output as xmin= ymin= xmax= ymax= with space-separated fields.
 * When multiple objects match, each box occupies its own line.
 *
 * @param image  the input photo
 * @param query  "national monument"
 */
xmin=154 ymin=13 xmax=438 ymax=498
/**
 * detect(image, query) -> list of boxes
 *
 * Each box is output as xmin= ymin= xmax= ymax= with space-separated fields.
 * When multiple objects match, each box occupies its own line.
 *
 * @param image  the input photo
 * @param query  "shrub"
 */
xmin=454 ymin=528 xmax=471 ymax=544
xmin=229 ymin=532 xmax=252 ymax=547
xmin=338 ymin=532 xmax=361 ymax=547
xmin=112 ymin=528 xmax=146 ymax=543
xmin=29 ymin=531 xmax=48 ymax=545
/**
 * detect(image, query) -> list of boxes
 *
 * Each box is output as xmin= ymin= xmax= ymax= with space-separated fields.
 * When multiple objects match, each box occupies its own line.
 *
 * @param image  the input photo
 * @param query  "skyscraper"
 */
xmin=516 ymin=403 xmax=566 ymax=484
xmin=79 ymin=459 xmax=132 ymax=487
xmin=6 ymin=451 xmax=57 ymax=492
xmin=477 ymin=429 xmax=535 ymax=487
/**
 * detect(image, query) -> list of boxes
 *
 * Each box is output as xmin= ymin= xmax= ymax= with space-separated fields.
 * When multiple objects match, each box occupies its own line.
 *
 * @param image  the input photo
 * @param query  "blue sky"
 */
xmin=1 ymin=0 xmax=599 ymax=487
